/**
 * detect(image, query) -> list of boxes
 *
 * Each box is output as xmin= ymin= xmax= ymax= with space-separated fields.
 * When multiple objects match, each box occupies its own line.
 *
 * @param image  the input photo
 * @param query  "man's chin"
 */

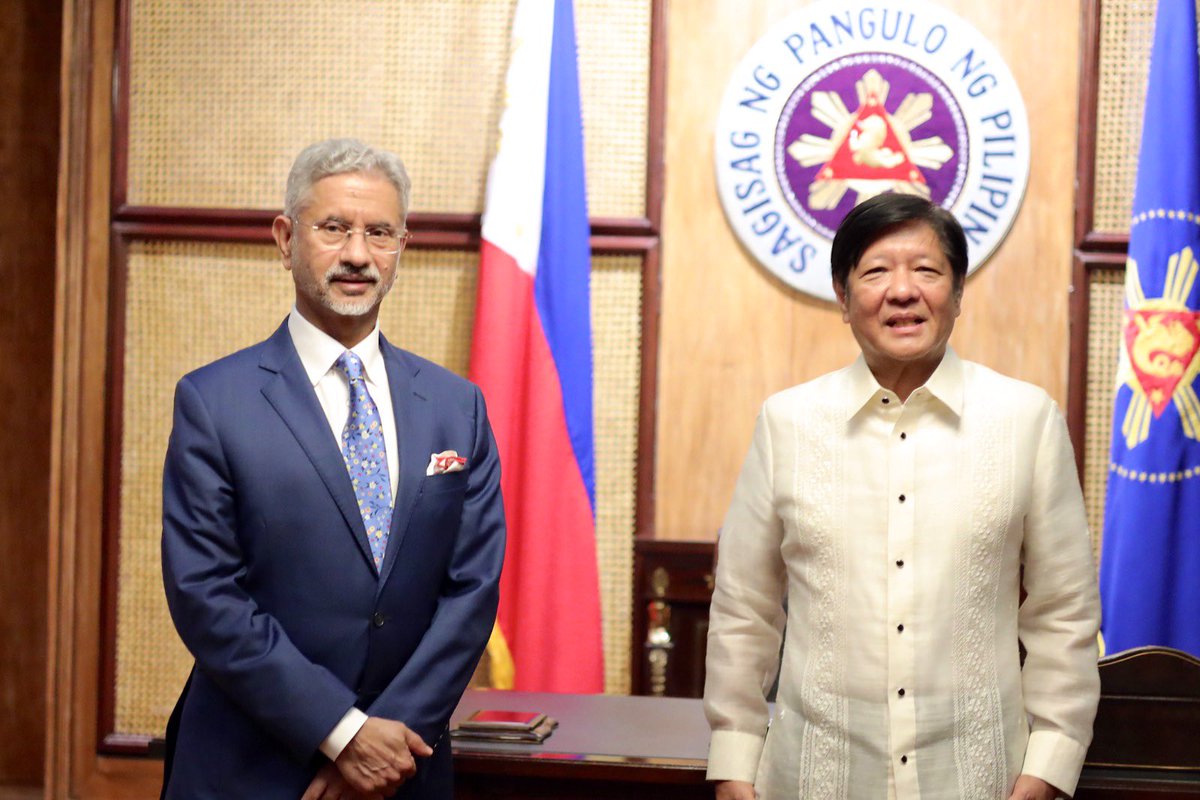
xmin=323 ymin=297 xmax=380 ymax=317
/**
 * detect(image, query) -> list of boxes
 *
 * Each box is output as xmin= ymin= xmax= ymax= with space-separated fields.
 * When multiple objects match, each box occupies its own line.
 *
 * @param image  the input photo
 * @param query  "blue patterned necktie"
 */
xmin=336 ymin=351 xmax=393 ymax=572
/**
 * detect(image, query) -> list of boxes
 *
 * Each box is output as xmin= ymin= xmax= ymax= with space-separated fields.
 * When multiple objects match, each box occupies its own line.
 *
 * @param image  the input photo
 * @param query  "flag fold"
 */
xmin=469 ymin=0 xmax=604 ymax=692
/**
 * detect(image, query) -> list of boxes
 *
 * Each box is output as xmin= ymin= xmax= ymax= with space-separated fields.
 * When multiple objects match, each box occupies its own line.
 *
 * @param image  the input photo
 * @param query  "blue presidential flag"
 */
xmin=1100 ymin=0 xmax=1200 ymax=657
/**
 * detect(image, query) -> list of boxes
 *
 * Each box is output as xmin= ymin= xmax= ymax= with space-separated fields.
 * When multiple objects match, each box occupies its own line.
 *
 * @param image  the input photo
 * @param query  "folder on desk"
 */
xmin=451 ymin=709 xmax=559 ymax=743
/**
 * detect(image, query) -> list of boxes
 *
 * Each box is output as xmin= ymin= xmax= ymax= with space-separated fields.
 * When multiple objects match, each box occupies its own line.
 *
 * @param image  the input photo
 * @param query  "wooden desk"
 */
xmin=450 ymin=691 xmax=1200 ymax=799
xmin=451 ymin=690 xmax=708 ymax=798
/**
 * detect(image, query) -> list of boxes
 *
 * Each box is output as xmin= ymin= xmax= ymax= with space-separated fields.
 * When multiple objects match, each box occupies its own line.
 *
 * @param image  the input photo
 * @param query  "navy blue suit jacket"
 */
xmin=160 ymin=321 xmax=505 ymax=799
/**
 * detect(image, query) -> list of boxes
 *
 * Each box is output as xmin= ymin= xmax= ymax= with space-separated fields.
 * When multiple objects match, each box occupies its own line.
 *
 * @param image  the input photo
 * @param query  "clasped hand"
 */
xmin=301 ymin=717 xmax=432 ymax=800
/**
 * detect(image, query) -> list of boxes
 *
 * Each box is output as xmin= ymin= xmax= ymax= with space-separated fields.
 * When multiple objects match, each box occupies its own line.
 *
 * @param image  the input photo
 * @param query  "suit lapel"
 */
xmin=377 ymin=336 xmax=435 ymax=587
xmin=257 ymin=322 xmax=376 ymax=571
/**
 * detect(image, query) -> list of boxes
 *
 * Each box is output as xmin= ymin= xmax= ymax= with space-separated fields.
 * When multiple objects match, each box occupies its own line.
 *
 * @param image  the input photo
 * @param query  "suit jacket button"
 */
xmin=372 ymin=612 xmax=387 ymax=628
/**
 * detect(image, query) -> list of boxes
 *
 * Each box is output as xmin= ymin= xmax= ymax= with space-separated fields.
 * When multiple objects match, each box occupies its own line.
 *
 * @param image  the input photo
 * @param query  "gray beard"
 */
xmin=323 ymin=292 xmax=382 ymax=316
xmin=317 ymin=264 xmax=396 ymax=317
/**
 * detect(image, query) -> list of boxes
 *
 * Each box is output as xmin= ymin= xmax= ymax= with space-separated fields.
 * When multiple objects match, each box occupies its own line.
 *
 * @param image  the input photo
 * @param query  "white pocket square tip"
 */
xmin=427 ymin=450 xmax=467 ymax=476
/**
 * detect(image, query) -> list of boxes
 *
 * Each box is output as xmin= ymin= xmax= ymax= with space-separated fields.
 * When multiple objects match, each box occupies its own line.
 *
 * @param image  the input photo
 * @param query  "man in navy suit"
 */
xmin=161 ymin=138 xmax=505 ymax=800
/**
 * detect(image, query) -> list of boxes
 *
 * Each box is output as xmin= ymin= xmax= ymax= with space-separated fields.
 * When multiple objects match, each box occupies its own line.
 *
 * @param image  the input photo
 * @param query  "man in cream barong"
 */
xmin=703 ymin=194 xmax=1101 ymax=800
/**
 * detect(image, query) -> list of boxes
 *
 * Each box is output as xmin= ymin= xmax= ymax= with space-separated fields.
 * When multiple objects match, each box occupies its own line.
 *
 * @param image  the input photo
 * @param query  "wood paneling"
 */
xmin=655 ymin=0 xmax=1083 ymax=540
xmin=0 ymin=0 xmax=60 ymax=789
xmin=49 ymin=0 xmax=123 ymax=795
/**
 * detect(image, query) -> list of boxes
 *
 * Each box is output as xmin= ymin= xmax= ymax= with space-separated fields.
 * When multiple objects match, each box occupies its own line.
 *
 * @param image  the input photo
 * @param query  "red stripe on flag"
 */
xmin=470 ymin=240 xmax=604 ymax=692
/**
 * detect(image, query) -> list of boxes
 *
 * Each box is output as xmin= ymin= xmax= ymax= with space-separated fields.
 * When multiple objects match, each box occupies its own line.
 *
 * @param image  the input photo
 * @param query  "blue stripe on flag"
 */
xmin=534 ymin=0 xmax=596 ymax=512
xmin=1099 ymin=0 xmax=1200 ymax=656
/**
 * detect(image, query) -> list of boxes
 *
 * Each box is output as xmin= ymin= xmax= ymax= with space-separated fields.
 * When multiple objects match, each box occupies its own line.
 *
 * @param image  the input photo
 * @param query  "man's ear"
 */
xmin=833 ymin=280 xmax=850 ymax=323
xmin=272 ymin=215 xmax=294 ymax=271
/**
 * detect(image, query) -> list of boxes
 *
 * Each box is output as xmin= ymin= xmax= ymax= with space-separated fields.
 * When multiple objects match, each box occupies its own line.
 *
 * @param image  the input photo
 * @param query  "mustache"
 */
xmin=324 ymin=263 xmax=382 ymax=284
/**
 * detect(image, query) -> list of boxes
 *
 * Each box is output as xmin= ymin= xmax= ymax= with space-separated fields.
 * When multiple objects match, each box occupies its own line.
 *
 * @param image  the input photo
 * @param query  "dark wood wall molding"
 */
xmin=97 ymin=231 xmax=129 ymax=758
xmin=1068 ymin=0 xmax=1128 ymax=472
xmin=1068 ymin=0 xmax=1118 ymax=472
xmin=109 ymin=207 xmax=661 ymax=252
xmin=0 ymin=0 xmax=62 ymax=790
xmin=634 ymin=0 xmax=667 ymax=544
xmin=110 ymin=0 xmax=131 ymax=211
xmin=51 ymin=0 xmax=166 ymax=792
xmin=1067 ymin=252 xmax=1090 ymax=471
xmin=1073 ymin=0 xmax=1103 ymax=250
xmin=1067 ymin=251 xmax=1127 ymax=471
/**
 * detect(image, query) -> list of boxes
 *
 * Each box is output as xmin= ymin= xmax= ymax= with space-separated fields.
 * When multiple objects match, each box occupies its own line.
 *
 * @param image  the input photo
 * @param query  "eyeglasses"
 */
xmin=294 ymin=218 xmax=411 ymax=254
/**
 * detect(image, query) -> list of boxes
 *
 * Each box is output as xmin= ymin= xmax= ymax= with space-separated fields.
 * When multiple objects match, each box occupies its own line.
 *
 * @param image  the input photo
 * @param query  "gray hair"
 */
xmin=283 ymin=138 xmax=412 ymax=221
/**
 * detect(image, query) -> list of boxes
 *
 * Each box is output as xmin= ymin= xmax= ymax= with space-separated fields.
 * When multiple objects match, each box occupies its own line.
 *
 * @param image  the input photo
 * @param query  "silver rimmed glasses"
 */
xmin=294 ymin=218 xmax=411 ymax=254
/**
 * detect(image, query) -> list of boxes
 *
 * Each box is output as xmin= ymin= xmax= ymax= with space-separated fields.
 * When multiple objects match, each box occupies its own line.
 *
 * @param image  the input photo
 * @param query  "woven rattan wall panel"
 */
xmin=114 ymin=242 xmax=290 ymax=735
xmin=591 ymin=255 xmax=640 ymax=695
xmin=124 ymin=0 xmax=649 ymax=219
xmin=575 ymin=0 xmax=652 ymax=220
xmin=1082 ymin=268 xmax=1125 ymax=560
xmin=113 ymin=241 xmax=640 ymax=736
xmin=1092 ymin=0 xmax=1156 ymax=232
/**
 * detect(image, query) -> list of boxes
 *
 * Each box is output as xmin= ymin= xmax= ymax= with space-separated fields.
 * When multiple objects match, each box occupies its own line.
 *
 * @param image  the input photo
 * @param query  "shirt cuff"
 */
xmin=1020 ymin=729 xmax=1089 ymax=797
xmin=706 ymin=730 xmax=766 ymax=783
xmin=319 ymin=708 xmax=369 ymax=761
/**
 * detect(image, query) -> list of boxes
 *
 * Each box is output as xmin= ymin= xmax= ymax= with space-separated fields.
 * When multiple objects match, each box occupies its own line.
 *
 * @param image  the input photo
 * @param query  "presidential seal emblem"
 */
xmin=1117 ymin=245 xmax=1200 ymax=448
xmin=715 ymin=0 xmax=1030 ymax=301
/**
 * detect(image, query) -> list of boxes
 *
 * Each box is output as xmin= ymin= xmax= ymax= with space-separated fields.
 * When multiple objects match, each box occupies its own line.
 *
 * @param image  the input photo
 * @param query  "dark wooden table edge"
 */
xmin=1078 ymin=766 xmax=1200 ymax=791
xmin=451 ymin=751 xmax=1200 ymax=791
xmin=452 ymin=749 xmax=710 ymax=784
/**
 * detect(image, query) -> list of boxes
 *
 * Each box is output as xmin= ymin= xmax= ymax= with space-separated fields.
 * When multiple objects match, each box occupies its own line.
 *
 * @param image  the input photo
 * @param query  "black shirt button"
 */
xmin=896 ymin=559 xmax=904 ymax=567
xmin=372 ymin=612 xmax=387 ymax=628
xmin=882 ymin=397 xmax=890 ymax=404
xmin=898 ymin=494 xmax=906 ymax=503
xmin=898 ymin=688 xmax=906 ymax=697
xmin=901 ymin=755 xmax=908 ymax=765
xmin=897 ymin=623 xmax=904 ymax=632
xmin=900 ymin=432 xmax=907 ymax=440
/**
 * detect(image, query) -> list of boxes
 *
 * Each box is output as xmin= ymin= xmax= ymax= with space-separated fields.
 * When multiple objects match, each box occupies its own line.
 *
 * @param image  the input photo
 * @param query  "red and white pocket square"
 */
xmin=427 ymin=450 xmax=467 ymax=476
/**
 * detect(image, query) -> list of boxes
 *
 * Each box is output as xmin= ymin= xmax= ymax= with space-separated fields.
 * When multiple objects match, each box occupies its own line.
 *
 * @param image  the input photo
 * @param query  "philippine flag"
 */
xmin=468 ymin=0 xmax=604 ymax=692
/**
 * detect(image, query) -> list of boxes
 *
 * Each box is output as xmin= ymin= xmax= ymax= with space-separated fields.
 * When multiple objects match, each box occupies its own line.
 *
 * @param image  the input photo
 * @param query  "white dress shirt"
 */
xmin=288 ymin=308 xmax=399 ymax=501
xmin=287 ymin=307 xmax=399 ymax=760
xmin=704 ymin=349 xmax=1100 ymax=799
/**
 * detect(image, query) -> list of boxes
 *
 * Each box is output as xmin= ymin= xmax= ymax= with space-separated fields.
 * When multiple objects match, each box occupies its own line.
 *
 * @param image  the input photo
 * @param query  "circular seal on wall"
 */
xmin=714 ymin=0 xmax=1030 ymax=302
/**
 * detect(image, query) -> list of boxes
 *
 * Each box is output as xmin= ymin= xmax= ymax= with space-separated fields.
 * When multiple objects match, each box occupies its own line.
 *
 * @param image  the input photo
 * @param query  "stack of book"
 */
xmin=450 ymin=709 xmax=559 ymax=744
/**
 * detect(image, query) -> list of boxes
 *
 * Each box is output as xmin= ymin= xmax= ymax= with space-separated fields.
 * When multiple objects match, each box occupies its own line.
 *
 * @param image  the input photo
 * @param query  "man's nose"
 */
xmin=340 ymin=229 xmax=372 ymax=265
xmin=887 ymin=268 xmax=916 ymax=301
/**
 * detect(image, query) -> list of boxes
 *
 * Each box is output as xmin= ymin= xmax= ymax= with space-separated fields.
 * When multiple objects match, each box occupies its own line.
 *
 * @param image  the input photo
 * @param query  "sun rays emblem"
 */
xmin=785 ymin=68 xmax=955 ymax=210
xmin=1117 ymin=246 xmax=1200 ymax=448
